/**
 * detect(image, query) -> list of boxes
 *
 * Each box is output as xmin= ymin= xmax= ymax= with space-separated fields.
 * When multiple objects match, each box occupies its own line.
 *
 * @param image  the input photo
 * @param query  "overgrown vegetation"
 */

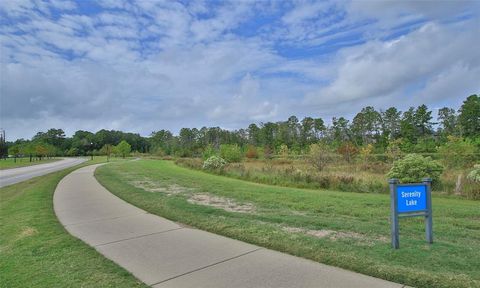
xmin=96 ymin=160 xmax=480 ymax=288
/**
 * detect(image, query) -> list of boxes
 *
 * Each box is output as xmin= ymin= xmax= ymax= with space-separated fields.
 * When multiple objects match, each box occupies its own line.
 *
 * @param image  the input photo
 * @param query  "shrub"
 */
xmin=438 ymin=136 xmax=477 ymax=168
xmin=245 ymin=145 xmax=259 ymax=159
xmin=219 ymin=144 xmax=243 ymax=163
xmin=467 ymin=164 xmax=480 ymax=182
xmin=278 ymin=144 xmax=289 ymax=158
xmin=263 ymin=146 xmax=273 ymax=159
xmin=359 ymin=144 xmax=374 ymax=168
xmin=387 ymin=154 xmax=444 ymax=184
xmin=385 ymin=139 xmax=404 ymax=162
xmin=337 ymin=142 xmax=358 ymax=163
xmin=202 ymin=145 xmax=217 ymax=160
xmin=202 ymin=156 xmax=227 ymax=171
xmin=175 ymin=158 xmax=203 ymax=169
xmin=308 ymin=143 xmax=334 ymax=171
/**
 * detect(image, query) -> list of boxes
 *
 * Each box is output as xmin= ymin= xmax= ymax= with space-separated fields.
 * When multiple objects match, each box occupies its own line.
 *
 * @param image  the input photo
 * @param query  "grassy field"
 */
xmin=96 ymin=159 xmax=480 ymax=288
xmin=0 ymin=157 xmax=60 ymax=170
xmin=0 ymin=157 xmax=147 ymax=288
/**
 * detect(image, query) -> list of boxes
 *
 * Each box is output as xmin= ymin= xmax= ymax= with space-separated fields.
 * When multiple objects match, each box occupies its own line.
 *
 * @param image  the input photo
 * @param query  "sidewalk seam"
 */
xmin=64 ymin=212 xmax=146 ymax=227
xmin=150 ymin=247 xmax=263 ymax=286
xmin=94 ymin=227 xmax=184 ymax=247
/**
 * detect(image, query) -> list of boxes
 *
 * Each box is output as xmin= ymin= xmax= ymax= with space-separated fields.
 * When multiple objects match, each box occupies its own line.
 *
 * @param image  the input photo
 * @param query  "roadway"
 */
xmin=0 ymin=157 xmax=87 ymax=188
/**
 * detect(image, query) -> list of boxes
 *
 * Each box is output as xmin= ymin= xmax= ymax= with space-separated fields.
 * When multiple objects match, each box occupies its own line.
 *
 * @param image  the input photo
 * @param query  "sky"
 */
xmin=1 ymin=0 xmax=479 ymax=141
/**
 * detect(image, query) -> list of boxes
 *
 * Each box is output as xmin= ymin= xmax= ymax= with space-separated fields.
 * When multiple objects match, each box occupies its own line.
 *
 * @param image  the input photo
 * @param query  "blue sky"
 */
xmin=1 ymin=0 xmax=479 ymax=140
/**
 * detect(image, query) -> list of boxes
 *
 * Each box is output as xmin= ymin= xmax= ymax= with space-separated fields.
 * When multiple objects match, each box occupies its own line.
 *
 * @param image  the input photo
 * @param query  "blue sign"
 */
xmin=396 ymin=184 xmax=427 ymax=213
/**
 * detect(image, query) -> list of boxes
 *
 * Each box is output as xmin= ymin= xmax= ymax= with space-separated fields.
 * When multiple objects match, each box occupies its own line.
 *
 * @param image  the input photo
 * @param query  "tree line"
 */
xmin=2 ymin=94 xmax=478 ymax=159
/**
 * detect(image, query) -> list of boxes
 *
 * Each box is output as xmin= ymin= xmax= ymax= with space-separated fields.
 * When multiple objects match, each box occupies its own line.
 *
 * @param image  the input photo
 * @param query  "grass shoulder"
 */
xmin=0 ymin=157 xmax=60 ymax=170
xmin=95 ymin=159 xmax=480 ymax=288
xmin=0 ymin=158 xmax=147 ymax=288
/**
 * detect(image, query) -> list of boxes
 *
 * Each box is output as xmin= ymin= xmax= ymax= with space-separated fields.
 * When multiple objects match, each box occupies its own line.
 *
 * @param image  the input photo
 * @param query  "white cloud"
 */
xmin=304 ymin=21 xmax=480 ymax=108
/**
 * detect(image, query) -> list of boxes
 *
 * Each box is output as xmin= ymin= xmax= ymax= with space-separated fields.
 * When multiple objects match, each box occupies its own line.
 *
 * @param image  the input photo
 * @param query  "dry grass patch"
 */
xmin=187 ymin=193 xmax=256 ymax=213
xmin=281 ymin=225 xmax=387 ymax=246
xmin=129 ymin=179 xmax=194 ymax=195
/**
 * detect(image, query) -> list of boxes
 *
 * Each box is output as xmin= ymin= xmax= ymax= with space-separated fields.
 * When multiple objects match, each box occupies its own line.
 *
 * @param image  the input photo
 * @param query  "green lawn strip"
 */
xmin=0 ymin=158 xmax=148 ymax=288
xmin=0 ymin=157 xmax=60 ymax=170
xmin=95 ymin=159 xmax=480 ymax=288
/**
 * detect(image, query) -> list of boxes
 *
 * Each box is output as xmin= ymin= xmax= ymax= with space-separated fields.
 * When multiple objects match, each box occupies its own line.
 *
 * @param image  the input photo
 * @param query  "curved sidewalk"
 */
xmin=54 ymin=164 xmax=405 ymax=288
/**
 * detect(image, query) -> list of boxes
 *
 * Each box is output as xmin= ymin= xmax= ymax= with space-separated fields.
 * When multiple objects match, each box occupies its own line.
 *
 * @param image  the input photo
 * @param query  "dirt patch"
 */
xmin=281 ymin=225 xmax=387 ymax=245
xmin=129 ymin=180 xmax=194 ymax=195
xmin=187 ymin=193 xmax=255 ymax=213
xmin=18 ymin=227 xmax=38 ymax=239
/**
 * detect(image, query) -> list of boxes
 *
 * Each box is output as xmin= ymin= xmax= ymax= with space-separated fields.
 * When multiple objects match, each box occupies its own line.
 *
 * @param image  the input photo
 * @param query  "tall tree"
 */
xmin=351 ymin=106 xmax=381 ymax=145
xmin=313 ymin=118 xmax=326 ymax=140
xmin=414 ymin=104 xmax=434 ymax=137
xmin=381 ymin=107 xmax=401 ymax=140
xmin=300 ymin=117 xmax=315 ymax=147
xmin=437 ymin=107 xmax=458 ymax=137
xmin=458 ymin=94 xmax=480 ymax=138
xmin=330 ymin=117 xmax=350 ymax=144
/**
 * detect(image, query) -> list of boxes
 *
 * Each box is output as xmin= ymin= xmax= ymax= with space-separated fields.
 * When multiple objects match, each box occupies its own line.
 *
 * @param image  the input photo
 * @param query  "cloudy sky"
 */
xmin=1 ymin=0 xmax=479 ymax=140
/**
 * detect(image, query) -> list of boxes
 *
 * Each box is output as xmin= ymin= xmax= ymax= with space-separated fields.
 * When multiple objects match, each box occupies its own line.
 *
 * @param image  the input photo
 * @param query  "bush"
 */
xmin=202 ymin=156 xmax=227 ymax=171
xmin=337 ymin=142 xmax=358 ymax=163
xmin=467 ymin=164 xmax=480 ymax=182
xmin=245 ymin=145 xmax=259 ymax=159
xmin=387 ymin=154 xmax=444 ymax=184
xmin=202 ymin=145 xmax=217 ymax=160
xmin=278 ymin=144 xmax=289 ymax=158
xmin=220 ymin=144 xmax=243 ymax=163
xmin=385 ymin=139 xmax=404 ymax=162
xmin=438 ymin=136 xmax=477 ymax=168
xmin=308 ymin=143 xmax=334 ymax=171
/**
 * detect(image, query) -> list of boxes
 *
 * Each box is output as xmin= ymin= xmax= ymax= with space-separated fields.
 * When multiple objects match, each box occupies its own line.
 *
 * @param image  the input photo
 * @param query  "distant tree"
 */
xmin=381 ymin=107 xmax=401 ymax=140
xmin=351 ymin=106 xmax=381 ymax=145
xmin=400 ymin=107 xmax=417 ymax=145
xmin=8 ymin=145 xmax=20 ymax=162
xmin=300 ymin=117 xmax=315 ymax=147
xmin=313 ymin=118 xmax=326 ymax=140
xmin=330 ymin=117 xmax=350 ymax=144
xmin=247 ymin=124 xmax=261 ymax=146
xmin=414 ymin=104 xmax=434 ymax=137
xmin=308 ymin=143 xmax=334 ymax=171
xmin=458 ymin=94 xmax=480 ymax=138
xmin=116 ymin=140 xmax=131 ymax=158
xmin=438 ymin=107 xmax=458 ymax=137
xmin=35 ymin=143 xmax=48 ymax=160
xmin=100 ymin=144 xmax=114 ymax=161
xmin=33 ymin=128 xmax=66 ymax=148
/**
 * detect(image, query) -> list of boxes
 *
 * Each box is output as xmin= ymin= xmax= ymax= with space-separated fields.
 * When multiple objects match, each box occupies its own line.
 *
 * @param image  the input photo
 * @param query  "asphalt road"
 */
xmin=0 ymin=157 xmax=87 ymax=188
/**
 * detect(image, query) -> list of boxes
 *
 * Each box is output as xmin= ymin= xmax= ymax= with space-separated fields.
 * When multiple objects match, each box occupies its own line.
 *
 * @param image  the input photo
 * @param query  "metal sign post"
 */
xmin=389 ymin=178 xmax=433 ymax=249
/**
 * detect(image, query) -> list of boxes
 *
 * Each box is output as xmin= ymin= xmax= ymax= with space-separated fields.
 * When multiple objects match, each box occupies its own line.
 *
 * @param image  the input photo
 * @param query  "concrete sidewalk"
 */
xmin=54 ymin=164 xmax=405 ymax=288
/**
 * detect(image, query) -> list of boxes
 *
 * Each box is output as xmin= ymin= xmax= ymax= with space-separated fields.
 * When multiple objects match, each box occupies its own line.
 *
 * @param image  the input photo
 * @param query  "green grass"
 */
xmin=96 ymin=159 xmax=480 ymax=288
xmin=0 ymin=157 xmax=60 ymax=170
xmin=0 ymin=158 xmax=148 ymax=288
